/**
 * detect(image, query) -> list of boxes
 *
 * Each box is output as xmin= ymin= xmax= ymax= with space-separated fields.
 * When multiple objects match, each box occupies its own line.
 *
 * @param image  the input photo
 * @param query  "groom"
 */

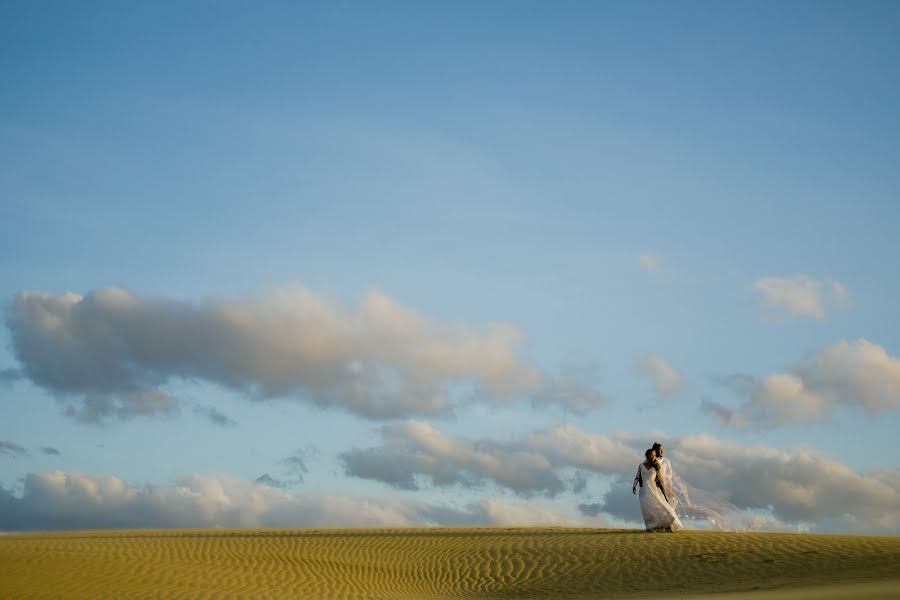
xmin=652 ymin=442 xmax=678 ymax=509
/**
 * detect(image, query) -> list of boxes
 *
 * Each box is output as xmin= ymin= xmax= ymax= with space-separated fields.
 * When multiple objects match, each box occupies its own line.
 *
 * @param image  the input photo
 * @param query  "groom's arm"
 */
xmin=658 ymin=458 xmax=674 ymax=487
xmin=661 ymin=458 xmax=678 ymax=507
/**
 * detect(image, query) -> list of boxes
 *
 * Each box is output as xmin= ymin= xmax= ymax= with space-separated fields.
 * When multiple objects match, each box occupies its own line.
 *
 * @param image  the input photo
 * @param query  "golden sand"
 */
xmin=1 ymin=528 xmax=898 ymax=599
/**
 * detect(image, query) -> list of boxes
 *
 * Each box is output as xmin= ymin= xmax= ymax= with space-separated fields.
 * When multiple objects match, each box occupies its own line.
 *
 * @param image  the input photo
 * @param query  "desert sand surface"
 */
xmin=1 ymin=527 xmax=899 ymax=599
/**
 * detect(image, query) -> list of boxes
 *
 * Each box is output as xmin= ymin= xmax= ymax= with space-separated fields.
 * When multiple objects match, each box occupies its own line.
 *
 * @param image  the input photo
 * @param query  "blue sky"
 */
xmin=1 ymin=1 xmax=899 ymax=532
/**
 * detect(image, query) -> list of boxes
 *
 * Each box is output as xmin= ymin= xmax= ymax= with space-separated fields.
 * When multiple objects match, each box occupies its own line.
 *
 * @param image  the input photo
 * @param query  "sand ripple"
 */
xmin=1 ymin=528 xmax=899 ymax=598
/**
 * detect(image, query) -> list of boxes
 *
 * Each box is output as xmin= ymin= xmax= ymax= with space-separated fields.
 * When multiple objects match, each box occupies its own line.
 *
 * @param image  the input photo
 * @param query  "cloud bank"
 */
xmin=2 ymin=425 xmax=897 ymax=533
xmin=0 ymin=471 xmax=592 ymax=532
xmin=6 ymin=286 xmax=604 ymax=422
xmin=341 ymin=420 xmax=635 ymax=497
xmin=343 ymin=421 xmax=900 ymax=532
xmin=706 ymin=338 xmax=900 ymax=427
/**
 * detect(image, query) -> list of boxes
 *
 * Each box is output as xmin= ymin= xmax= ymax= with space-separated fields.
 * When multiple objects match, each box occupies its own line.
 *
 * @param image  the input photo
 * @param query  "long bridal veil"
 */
xmin=668 ymin=472 xmax=762 ymax=532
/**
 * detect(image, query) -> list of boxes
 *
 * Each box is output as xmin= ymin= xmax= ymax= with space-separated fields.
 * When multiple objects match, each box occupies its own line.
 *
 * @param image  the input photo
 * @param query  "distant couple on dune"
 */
xmin=632 ymin=443 xmax=684 ymax=532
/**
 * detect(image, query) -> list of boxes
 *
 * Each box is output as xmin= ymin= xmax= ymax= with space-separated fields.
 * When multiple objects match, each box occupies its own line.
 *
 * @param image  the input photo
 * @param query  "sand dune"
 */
xmin=1 ymin=527 xmax=898 ymax=599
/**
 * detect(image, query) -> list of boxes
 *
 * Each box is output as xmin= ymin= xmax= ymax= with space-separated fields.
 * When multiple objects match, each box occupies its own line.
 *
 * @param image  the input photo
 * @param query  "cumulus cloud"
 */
xmin=746 ymin=374 xmax=827 ymax=424
xmin=798 ymin=338 xmax=900 ymax=413
xmin=523 ymin=424 xmax=637 ymax=475
xmin=0 ymin=471 xmax=593 ymax=531
xmin=345 ymin=421 xmax=900 ymax=533
xmin=635 ymin=355 xmax=685 ymax=398
xmin=342 ymin=420 xmax=563 ymax=494
xmin=0 ymin=441 xmax=28 ymax=458
xmin=341 ymin=420 xmax=636 ymax=496
xmin=753 ymin=275 xmax=847 ymax=320
xmin=6 ymin=286 xmax=599 ymax=422
xmin=707 ymin=339 xmax=900 ymax=427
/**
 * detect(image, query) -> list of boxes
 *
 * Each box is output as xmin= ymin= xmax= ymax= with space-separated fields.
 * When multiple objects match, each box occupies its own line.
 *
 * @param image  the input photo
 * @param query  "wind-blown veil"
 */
xmin=668 ymin=471 xmax=761 ymax=532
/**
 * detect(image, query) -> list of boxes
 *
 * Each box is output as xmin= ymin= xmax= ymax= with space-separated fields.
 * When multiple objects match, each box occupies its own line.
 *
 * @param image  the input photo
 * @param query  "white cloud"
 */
xmin=341 ymin=420 xmax=571 ymax=496
xmin=747 ymin=374 xmax=829 ymax=425
xmin=753 ymin=275 xmax=847 ymax=320
xmin=342 ymin=420 xmax=636 ymax=496
xmin=0 ymin=471 xmax=595 ymax=531
xmin=635 ymin=355 xmax=685 ymax=398
xmin=798 ymin=338 xmax=900 ymax=413
xmin=523 ymin=424 xmax=636 ymax=474
xmin=340 ymin=421 xmax=632 ymax=497
xmin=708 ymin=339 xmax=900 ymax=427
xmin=7 ymin=286 xmax=602 ymax=421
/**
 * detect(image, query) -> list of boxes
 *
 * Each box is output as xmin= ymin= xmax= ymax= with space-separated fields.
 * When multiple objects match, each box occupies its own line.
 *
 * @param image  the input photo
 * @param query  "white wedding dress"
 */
xmin=636 ymin=463 xmax=684 ymax=531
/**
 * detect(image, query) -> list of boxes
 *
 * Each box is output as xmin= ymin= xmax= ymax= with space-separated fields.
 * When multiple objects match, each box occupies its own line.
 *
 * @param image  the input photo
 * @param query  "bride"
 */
xmin=632 ymin=448 xmax=684 ymax=532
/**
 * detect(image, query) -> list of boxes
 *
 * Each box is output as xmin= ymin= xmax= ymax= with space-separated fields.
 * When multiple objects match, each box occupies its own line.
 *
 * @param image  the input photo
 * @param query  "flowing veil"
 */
xmin=668 ymin=471 xmax=761 ymax=532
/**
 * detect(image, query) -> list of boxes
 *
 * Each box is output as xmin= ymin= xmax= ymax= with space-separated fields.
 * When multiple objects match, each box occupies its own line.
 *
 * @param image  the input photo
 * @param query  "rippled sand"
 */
xmin=2 ymin=528 xmax=899 ymax=598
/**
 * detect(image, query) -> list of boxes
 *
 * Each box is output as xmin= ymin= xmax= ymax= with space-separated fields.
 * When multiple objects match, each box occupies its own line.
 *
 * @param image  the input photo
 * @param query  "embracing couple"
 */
xmin=632 ymin=442 xmax=684 ymax=532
